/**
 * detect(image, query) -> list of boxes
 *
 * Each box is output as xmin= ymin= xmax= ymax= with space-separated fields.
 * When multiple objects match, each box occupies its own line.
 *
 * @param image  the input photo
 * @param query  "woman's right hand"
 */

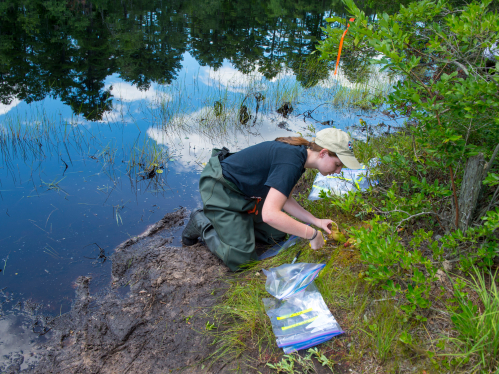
xmin=310 ymin=230 xmax=325 ymax=250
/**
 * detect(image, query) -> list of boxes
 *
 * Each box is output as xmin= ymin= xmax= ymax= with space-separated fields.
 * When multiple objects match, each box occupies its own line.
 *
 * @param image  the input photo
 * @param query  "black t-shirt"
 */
xmin=220 ymin=141 xmax=307 ymax=199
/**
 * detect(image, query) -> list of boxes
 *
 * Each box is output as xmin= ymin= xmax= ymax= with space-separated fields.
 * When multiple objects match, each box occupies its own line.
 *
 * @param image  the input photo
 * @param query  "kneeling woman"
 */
xmin=181 ymin=128 xmax=361 ymax=271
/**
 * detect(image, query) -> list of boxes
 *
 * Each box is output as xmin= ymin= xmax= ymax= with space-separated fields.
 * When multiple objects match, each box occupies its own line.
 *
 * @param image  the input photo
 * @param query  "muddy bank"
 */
xmin=27 ymin=208 xmax=231 ymax=374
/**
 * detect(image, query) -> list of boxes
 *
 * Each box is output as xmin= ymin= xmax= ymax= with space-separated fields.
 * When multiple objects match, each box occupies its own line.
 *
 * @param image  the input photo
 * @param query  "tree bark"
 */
xmin=456 ymin=153 xmax=485 ymax=232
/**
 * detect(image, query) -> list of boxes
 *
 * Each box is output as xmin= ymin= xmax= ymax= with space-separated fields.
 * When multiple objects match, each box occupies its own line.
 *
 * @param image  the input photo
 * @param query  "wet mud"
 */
xmin=27 ymin=208 xmax=231 ymax=374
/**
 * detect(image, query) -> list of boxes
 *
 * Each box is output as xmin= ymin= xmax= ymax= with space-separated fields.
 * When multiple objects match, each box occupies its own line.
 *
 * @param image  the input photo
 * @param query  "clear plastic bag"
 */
xmin=257 ymin=233 xmax=302 ymax=260
xmin=281 ymin=332 xmax=342 ymax=354
xmin=308 ymin=158 xmax=379 ymax=200
xmin=262 ymin=263 xmax=325 ymax=300
xmin=263 ymin=282 xmax=343 ymax=352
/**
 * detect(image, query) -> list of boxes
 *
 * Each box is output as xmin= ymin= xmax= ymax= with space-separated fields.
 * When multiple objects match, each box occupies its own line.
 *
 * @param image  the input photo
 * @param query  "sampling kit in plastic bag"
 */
xmin=308 ymin=158 xmax=379 ymax=200
xmin=262 ymin=263 xmax=343 ymax=353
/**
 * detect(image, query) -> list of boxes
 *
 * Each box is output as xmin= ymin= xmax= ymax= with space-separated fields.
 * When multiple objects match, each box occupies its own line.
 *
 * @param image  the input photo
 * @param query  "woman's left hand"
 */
xmin=316 ymin=219 xmax=333 ymax=235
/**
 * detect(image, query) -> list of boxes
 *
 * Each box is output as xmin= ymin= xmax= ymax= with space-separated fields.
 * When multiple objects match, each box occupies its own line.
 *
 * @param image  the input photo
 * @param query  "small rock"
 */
xmin=153 ymin=276 xmax=163 ymax=287
xmin=442 ymin=261 xmax=452 ymax=272
xmin=255 ymin=272 xmax=260 ymax=277
xmin=436 ymin=269 xmax=446 ymax=282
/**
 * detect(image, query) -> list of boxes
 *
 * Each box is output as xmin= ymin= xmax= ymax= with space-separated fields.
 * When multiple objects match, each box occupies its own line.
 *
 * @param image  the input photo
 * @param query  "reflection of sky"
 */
xmin=0 ymin=314 xmax=50 ymax=370
xmin=146 ymin=107 xmax=310 ymax=172
xmin=0 ymin=98 xmax=20 ymax=116
xmin=318 ymin=65 xmax=393 ymax=89
xmin=199 ymin=64 xmax=293 ymax=93
xmin=106 ymin=81 xmax=170 ymax=103
xmin=199 ymin=66 xmax=264 ymax=93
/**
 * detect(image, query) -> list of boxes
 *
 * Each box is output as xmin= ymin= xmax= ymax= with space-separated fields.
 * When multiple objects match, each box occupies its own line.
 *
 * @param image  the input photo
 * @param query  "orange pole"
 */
xmin=334 ymin=18 xmax=355 ymax=75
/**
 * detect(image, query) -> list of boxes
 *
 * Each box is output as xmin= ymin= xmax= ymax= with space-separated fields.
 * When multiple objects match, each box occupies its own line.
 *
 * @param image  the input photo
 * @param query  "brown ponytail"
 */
xmin=275 ymin=136 xmax=337 ymax=158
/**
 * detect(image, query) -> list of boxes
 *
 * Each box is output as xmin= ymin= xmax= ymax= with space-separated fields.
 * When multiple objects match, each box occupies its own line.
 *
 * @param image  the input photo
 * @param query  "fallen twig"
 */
xmin=396 ymin=211 xmax=442 ymax=229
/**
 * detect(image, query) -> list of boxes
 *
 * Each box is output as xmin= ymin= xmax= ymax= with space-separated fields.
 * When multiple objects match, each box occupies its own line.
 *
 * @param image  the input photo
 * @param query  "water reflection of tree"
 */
xmin=60 ymin=8 xmax=115 ymax=121
xmin=0 ymin=0 xmax=399 ymax=120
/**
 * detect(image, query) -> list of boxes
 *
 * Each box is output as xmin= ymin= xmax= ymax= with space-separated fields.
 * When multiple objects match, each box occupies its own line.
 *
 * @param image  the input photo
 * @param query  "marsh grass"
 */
xmin=305 ymin=66 xmax=394 ymax=112
xmin=360 ymin=301 xmax=401 ymax=364
xmin=443 ymin=268 xmax=499 ymax=373
xmin=149 ymin=67 xmax=305 ymax=140
xmin=267 ymin=77 xmax=302 ymax=109
xmin=207 ymin=275 xmax=275 ymax=365
xmin=41 ymin=176 xmax=69 ymax=196
xmin=126 ymin=138 xmax=169 ymax=179
xmin=43 ymin=245 xmax=62 ymax=260
xmin=0 ymin=108 xmax=104 ymax=192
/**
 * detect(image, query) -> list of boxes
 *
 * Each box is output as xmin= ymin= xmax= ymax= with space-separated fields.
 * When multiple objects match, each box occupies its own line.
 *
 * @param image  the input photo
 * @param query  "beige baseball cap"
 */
xmin=314 ymin=128 xmax=361 ymax=169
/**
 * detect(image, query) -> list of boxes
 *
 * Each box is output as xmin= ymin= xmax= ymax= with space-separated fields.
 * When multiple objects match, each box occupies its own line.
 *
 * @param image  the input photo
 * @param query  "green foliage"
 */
xmin=319 ymin=0 xmax=499 ymax=226
xmin=266 ymin=350 xmax=317 ymax=373
xmin=435 ymin=208 xmax=499 ymax=271
xmin=266 ymin=355 xmax=297 ymax=373
xmin=360 ymin=302 xmax=401 ymax=362
xmin=323 ymin=183 xmax=438 ymax=228
xmin=351 ymin=217 xmax=438 ymax=318
xmin=266 ymin=347 xmax=335 ymax=373
xmin=484 ymin=173 xmax=499 ymax=187
xmin=205 ymin=321 xmax=217 ymax=330
xmin=307 ymin=347 xmax=335 ymax=371
xmin=443 ymin=267 xmax=499 ymax=373
xmin=322 ymin=189 xmax=366 ymax=218
xmin=398 ymin=330 xmax=413 ymax=345
xmin=340 ymin=203 xmax=497 ymax=317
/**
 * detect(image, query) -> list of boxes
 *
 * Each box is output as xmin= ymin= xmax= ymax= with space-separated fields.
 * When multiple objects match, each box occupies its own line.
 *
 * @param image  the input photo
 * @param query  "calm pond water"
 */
xmin=0 ymin=0 xmax=400 ymax=369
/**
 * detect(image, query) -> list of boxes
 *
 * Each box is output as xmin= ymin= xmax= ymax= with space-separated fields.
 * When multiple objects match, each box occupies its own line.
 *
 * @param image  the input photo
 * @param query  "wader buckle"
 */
xmin=217 ymin=147 xmax=231 ymax=162
xmin=247 ymin=198 xmax=262 ymax=215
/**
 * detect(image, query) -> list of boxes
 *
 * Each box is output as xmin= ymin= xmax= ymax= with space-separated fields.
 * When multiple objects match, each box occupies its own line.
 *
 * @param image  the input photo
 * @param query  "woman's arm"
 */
xmin=262 ymin=188 xmax=330 ymax=249
xmin=282 ymin=196 xmax=333 ymax=234
xmin=282 ymin=197 xmax=320 ymax=227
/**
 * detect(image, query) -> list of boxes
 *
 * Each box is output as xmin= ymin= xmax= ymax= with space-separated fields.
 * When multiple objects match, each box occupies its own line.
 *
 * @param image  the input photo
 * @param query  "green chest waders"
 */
xmin=198 ymin=148 xmax=287 ymax=271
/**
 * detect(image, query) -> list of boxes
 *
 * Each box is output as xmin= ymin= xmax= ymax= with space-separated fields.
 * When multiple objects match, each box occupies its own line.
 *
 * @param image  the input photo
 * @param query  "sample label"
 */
xmin=277 ymin=308 xmax=313 ymax=321
xmin=281 ymin=316 xmax=318 ymax=331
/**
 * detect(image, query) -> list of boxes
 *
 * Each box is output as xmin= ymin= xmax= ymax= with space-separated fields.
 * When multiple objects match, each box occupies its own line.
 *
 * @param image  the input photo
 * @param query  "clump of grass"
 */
xmin=267 ymin=76 xmax=302 ymax=110
xmin=444 ymin=267 xmax=499 ymax=373
xmin=207 ymin=274 xmax=273 ymax=365
xmin=126 ymin=137 xmax=169 ymax=180
xmin=316 ymin=254 xmax=369 ymax=317
xmin=42 ymin=176 xmax=69 ymax=196
xmin=360 ymin=301 xmax=401 ymax=363
xmin=308 ymin=65 xmax=393 ymax=111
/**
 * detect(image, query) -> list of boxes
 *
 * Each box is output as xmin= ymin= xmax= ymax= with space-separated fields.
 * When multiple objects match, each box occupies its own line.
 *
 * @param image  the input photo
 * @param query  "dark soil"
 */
xmin=28 ymin=208 xmax=231 ymax=374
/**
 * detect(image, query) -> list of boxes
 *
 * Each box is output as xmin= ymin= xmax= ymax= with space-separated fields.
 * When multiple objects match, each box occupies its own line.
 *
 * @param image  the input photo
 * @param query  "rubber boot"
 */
xmin=201 ymin=225 xmax=223 ymax=257
xmin=181 ymin=209 xmax=211 ymax=246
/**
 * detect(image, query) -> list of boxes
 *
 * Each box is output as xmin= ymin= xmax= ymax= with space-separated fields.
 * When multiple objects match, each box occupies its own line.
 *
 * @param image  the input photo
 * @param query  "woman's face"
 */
xmin=318 ymin=150 xmax=343 ymax=176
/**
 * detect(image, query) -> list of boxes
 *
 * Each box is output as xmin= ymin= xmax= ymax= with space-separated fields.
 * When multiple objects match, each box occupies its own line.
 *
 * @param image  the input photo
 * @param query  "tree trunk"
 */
xmin=456 ymin=153 xmax=485 ymax=232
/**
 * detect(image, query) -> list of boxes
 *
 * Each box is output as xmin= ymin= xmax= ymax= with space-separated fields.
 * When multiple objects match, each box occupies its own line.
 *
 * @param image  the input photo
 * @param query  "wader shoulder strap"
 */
xmin=211 ymin=147 xmax=233 ymax=161
xmin=217 ymin=147 xmax=231 ymax=162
